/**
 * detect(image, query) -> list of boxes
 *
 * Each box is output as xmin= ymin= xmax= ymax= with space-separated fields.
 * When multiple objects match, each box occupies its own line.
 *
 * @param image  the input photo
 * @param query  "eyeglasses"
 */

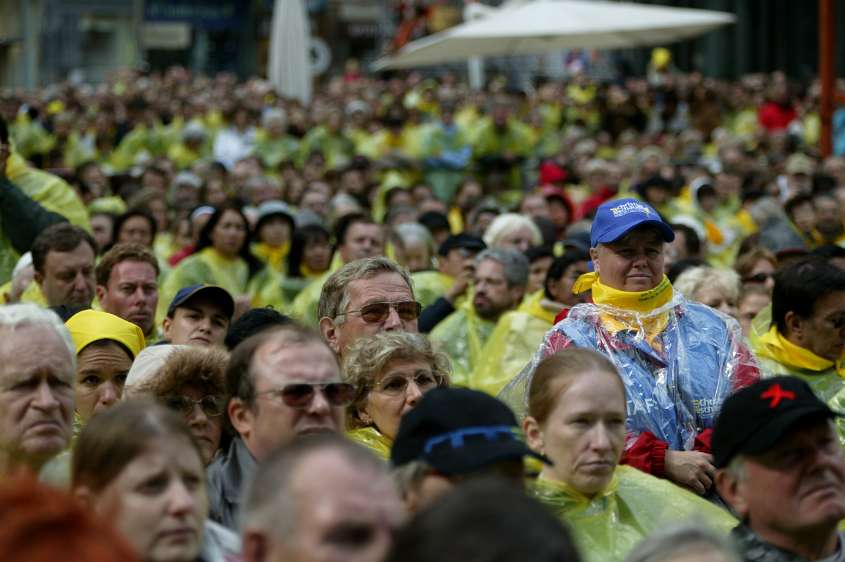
xmin=374 ymin=371 xmax=443 ymax=396
xmin=165 ymin=395 xmax=226 ymax=418
xmin=744 ymin=272 xmax=774 ymax=284
xmin=336 ymin=301 xmax=422 ymax=324
xmin=255 ymin=382 xmax=355 ymax=409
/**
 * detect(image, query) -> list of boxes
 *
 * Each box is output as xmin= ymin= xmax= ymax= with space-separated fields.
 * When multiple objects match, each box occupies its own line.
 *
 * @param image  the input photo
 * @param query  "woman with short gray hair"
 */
xmin=343 ymin=331 xmax=450 ymax=459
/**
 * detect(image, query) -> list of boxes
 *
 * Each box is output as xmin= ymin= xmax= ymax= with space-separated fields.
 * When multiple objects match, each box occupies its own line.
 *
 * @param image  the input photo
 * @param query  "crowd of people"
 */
xmin=1 ymin=58 xmax=845 ymax=562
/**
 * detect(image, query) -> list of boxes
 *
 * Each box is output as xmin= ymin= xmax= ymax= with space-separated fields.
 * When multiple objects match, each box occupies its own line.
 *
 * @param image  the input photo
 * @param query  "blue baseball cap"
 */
xmin=167 ymin=284 xmax=235 ymax=319
xmin=590 ymin=198 xmax=675 ymax=248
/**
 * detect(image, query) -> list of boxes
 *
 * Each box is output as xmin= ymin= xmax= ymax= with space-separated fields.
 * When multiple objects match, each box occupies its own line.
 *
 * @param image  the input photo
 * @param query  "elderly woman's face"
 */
xmin=694 ymin=286 xmax=737 ymax=317
xmin=75 ymin=341 xmax=133 ymax=422
xmin=497 ymin=226 xmax=536 ymax=253
xmin=591 ymin=227 xmax=665 ymax=291
xmin=164 ymin=384 xmax=224 ymax=465
xmin=91 ymin=435 xmax=208 ymax=562
xmin=360 ymin=359 xmax=440 ymax=440
xmin=532 ymin=371 xmax=626 ymax=496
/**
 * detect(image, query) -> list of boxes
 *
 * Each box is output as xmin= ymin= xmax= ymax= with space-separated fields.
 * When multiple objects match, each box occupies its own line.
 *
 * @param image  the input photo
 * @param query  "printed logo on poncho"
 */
xmin=610 ymin=201 xmax=652 ymax=218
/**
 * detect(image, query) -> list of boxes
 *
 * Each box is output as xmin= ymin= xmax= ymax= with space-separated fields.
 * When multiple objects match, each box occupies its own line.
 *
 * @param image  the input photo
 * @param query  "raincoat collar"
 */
xmin=755 ymin=326 xmax=845 ymax=378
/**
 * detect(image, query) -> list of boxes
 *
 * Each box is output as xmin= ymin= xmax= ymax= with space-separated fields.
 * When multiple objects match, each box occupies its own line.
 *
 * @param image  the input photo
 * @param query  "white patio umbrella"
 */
xmin=268 ymin=0 xmax=312 ymax=104
xmin=373 ymin=0 xmax=735 ymax=71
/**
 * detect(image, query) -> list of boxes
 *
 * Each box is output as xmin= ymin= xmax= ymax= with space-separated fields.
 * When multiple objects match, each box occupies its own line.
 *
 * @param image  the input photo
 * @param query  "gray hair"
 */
xmin=0 ymin=304 xmax=76 ymax=369
xmin=476 ymin=248 xmax=529 ymax=288
xmin=393 ymin=223 xmax=436 ymax=255
xmin=482 ymin=213 xmax=543 ymax=249
xmin=623 ymin=523 xmax=741 ymax=562
xmin=317 ymin=257 xmax=414 ymax=324
xmin=674 ymin=266 xmax=741 ymax=304
xmin=392 ymin=459 xmax=433 ymax=499
xmin=241 ymin=433 xmax=387 ymax=536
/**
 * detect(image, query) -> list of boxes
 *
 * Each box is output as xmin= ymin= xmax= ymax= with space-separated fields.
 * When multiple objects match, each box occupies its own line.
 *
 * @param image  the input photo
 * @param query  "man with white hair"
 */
xmin=0 ymin=304 xmax=75 ymax=474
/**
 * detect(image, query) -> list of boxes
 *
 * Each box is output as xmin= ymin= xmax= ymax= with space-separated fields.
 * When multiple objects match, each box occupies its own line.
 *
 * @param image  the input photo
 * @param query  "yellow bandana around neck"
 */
xmin=756 ymin=326 xmax=845 ymax=377
xmin=572 ymin=272 xmax=674 ymax=345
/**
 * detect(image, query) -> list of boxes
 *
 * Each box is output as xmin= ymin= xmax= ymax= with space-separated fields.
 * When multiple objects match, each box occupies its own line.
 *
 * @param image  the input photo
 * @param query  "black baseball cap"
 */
xmin=166 ymin=284 xmax=235 ymax=319
xmin=712 ymin=376 xmax=841 ymax=469
xmin=437 ymin=234 xmax=486 ymax=257
xmin=391 ymin=387 xmax=549 ymax=475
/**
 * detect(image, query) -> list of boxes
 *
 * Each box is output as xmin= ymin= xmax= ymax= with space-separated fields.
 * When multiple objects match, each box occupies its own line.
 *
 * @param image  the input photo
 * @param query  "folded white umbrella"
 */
xmin=373 ymin=0 xmax=735 ymax=70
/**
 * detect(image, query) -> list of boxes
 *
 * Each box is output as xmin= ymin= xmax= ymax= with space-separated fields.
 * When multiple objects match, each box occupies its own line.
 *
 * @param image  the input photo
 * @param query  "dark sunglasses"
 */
xmin=165 ymin=395 xmax=226 ymax=418
xmin=256 ymin=382 xmax=355 ymax=409
xmin=744 ymin=272 xmax=774 ymax=284
xmin=337 ymin=301 xmax=422 ymax=324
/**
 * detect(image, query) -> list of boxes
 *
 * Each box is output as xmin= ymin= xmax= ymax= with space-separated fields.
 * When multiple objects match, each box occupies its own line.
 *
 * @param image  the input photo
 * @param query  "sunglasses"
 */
xmin=375 ymin=371 xmax=443 ymax=396
xmin=255 ymin=382 xmax=355 ymax=409
xmin=744 ymin=272 xmax=774 ymax=284
xmin=165 ymin=395 xmax=226 ymax=418
xmin=337 ymin=301 xmax=422 ymax=324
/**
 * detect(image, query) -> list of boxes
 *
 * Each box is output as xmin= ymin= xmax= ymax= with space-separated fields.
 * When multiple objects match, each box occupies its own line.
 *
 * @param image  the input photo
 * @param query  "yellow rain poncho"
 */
xmin=429 ymin=301 xmax=496 ymax=387
xmin=532 ymin=466 xmax=736 ymax=562
xmin=347 ymin=427 xmax=392 ymax=460
xmin=410 ymin=270 xmax=453 ymax=309
xmin=750 ymin=307 xmax=845 ymax=446
xmin=1 ymin=152 xmax=90 ymax=284
xmin=158 ymin=247 xmax=285 ymax=320
xmin=473 ymin=291 xmax=558 ymax=396
xmin=289 ymin=270 xmax=331 ymax=327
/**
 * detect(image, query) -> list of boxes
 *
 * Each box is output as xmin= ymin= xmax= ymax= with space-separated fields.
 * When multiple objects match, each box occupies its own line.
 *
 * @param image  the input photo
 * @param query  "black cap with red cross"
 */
xmin=712 ymin=376 xmax=841 ymax=469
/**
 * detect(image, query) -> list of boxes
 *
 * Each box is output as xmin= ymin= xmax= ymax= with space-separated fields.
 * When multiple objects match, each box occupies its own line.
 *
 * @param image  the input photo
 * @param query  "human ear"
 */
xmin=318 ymin=317 xmax=340 ymax=354
xmin=33 ymin=270 xmax=44 ymax=287
xmin=715 ymin=469 xmax=749 ymax=519
xmin=162 ymin=317 xmax=172 ymax=339
xmin=784 ymin=311 xmax=804 ymax=342
xmin=95 ymin=285 xmax=107 ymax=304
xmin=589 ymin=248 xmax=600 ymax=274
xmin=241 ymin=530 xmax=269 ymax=562
xmin=523 ymin=416 xmax=544 ymax=454
xmin=228 ymin=398 xmax=254 ymax=438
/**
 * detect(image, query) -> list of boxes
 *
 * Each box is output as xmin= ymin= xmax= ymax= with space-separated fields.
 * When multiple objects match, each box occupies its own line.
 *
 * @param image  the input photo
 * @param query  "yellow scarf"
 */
xmin=756 ymin=326 xmax=845 ymax=377
xmin=572 ymin=273 xmax=674 ymax=346
xmin=518 ymin=290 xmax=557 ymax=324
xmin=252 ymin=241 xmax=290 ymax=273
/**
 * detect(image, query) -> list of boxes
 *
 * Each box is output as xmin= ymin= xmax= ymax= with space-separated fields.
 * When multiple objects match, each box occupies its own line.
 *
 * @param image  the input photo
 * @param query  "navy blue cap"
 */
xmin=167 ymin=284 xmax=235 ymax=319
xmin=391 ymin=387 xmax=549 ymax=475
xmin=590 ymin=198 xmax=674 ymax=248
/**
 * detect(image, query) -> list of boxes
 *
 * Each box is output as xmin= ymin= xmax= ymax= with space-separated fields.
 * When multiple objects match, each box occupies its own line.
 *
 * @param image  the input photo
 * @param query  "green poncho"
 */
xmin=532 ymin=466 xmax=737 ymax=562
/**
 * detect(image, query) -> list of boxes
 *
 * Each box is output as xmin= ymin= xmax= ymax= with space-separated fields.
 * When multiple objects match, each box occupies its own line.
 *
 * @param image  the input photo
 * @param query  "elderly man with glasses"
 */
xmin=318 ymin=257 xmax=421 ymax=359
xmin=207 ymin=324 xmax=355 ymax=530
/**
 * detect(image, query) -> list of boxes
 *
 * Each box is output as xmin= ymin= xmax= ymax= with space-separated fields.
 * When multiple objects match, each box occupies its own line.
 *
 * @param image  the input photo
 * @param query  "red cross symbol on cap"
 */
xmin=761 ymin=383 xmax=796 ymax=409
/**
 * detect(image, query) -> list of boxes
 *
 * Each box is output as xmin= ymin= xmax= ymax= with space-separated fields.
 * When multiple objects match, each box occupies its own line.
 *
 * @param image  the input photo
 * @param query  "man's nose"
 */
xmin=383 ymin=305 xmax=402 ymax=330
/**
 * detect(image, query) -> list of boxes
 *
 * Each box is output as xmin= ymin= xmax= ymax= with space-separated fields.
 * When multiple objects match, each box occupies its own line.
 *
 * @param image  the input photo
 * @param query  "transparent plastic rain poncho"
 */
xmin=347 ymin=427 xmax=392 ymax=461
xmin=471 ymin=291 xmax=557 ymax=396
xmin=531 ymin=466 xmax=737 ymax=562
xmin=429 ymin=303 xmax=497 ymax=388
xmin=749 ymin=305 xmax=845 ymax=447
xmin=500 ymin=291 xmax=758 ymax=451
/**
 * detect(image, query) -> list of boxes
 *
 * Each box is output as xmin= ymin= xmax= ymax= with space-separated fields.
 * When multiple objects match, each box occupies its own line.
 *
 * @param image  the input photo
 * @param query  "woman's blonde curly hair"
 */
xmin=342 ymin=331 xmax=451 ymax=429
